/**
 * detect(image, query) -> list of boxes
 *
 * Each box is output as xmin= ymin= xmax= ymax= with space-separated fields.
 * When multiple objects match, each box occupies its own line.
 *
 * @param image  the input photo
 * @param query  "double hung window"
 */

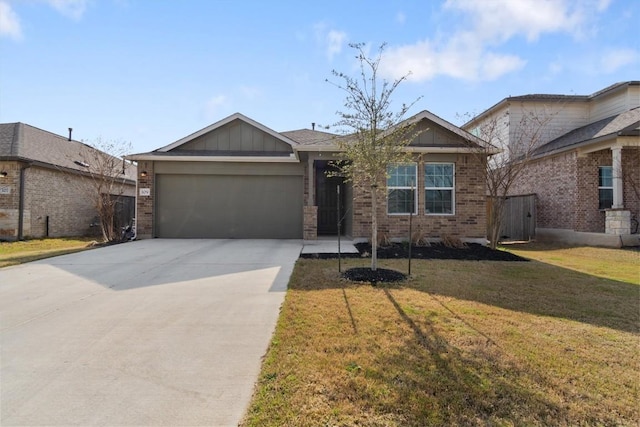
xmin=425 ymin=163 xmax=454 ymax=215
xmin=598 ymin=166 xmax=613 ymax=210
xmin=387 ymin=163 xmax=417 ymax=214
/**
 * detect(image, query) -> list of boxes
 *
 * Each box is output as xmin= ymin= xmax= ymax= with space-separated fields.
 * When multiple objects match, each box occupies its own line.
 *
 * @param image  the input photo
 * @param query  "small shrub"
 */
xmin=441 ymin=234 xmax=467 ymax=249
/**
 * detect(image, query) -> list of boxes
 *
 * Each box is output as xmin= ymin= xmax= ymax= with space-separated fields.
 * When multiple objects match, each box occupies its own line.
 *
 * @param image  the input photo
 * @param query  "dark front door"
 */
xmin=316 ymin=161 xmax=345 ymax=235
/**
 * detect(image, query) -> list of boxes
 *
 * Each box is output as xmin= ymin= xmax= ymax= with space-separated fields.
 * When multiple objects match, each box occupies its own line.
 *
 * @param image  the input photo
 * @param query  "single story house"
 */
xmin=0 ymin=123 xmax=137 ymax=240
xmin=463 ymin=81 xmax=640 ymax=247
xmin=128 ymin=110 xmax=491 ymax=243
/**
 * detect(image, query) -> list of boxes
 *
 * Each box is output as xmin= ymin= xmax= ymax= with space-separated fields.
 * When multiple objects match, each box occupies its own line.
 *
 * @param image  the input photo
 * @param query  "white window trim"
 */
xmin=387 ymin=162 xmax=418 ymax=215
xmin=425 ymin=162 xmax=455 ymax=216
xmin=598 ymin=166 xmax=613 ymax=211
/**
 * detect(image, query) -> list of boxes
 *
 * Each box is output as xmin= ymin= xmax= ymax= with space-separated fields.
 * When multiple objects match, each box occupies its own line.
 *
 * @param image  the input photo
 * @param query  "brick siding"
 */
xmin=0 ymin=160 xmax=135 ymax=239
xmin=509 ymin=147 xmax=639 ymax=233
xmin=350 ymin=154 xmax=487 ymax=241
xmin=136 ymin=161 xmax=154 ymax=238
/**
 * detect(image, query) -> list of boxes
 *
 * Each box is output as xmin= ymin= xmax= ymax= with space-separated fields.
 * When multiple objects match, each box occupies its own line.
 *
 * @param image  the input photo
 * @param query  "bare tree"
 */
xmin=462 ymin=105 xmax=555 ymax=249
xmin=65 ymin=138 xmax=135 ymax=242
xmin=328 ymin=42 xmax=422 ymax=270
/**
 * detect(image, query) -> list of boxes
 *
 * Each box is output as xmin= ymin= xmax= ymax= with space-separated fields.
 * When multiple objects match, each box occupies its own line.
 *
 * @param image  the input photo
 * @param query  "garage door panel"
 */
xmin=156 ymin=174 xmax=302 ymax=238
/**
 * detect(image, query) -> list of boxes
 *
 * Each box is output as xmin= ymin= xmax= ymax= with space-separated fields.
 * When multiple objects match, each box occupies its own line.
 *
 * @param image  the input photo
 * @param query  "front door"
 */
xmin=316 ymin=161 xmax=345 ymax=235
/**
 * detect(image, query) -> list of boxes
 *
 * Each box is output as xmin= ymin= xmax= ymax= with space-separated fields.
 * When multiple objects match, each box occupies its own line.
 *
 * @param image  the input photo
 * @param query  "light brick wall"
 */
xmin=0 ymin=161 xmax=21 ymax=239
xmin=510 ymin=152 xmax=578 ymax=230
xmin=24 ymin=166 xmax=99 ymax=237
xmin=0 ymin=160 xmax=136 ymax=239
xmin=350 ymin=154 xmax=487 ymax=241
xmin=575 ymin=150 xmax=610 ymax=232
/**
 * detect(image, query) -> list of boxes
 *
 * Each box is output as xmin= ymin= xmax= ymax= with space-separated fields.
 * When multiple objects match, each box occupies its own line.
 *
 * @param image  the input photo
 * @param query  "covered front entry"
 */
xmin=315 ymin=161 xmax=348 ymax=235
xmin=155 ymin=172 xmax=303 ymax=238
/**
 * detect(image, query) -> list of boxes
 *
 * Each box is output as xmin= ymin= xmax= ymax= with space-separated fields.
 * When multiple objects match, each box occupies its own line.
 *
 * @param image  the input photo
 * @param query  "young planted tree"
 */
xmin=65 ymin=138 xmax=135 ymax=242
xmin=463 ymin=105 xmax=555 ymax=249
xmin=328 ymin=43 xmax=422 ymax=270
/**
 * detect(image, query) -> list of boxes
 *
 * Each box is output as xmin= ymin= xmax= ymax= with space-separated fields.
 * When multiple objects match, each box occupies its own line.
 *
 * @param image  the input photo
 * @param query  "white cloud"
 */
xmin=45 ymin=0 xmax=89 ymax=20
xmin=314 ymin=22 xmax=347 ymax=61
xmin=600 ymin=48 xmax=640 ymax=73
xmin=204 ymin=95 xmax=229 ymax=120
xmin=239 ymin=85 xmax=263 ymax=100
xmin=444 ymin=0 xmax=586 ymax=42
xmin=380 ymin=36 xmax=525 ymax=82
xmin=380 ymin=0 xmax=611 ymax=83
xmin=0 ymin=1 xmax=22 ymax=40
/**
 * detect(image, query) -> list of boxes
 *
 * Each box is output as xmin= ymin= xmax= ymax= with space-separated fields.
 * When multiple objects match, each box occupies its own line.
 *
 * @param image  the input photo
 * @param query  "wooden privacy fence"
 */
xmin=487 ymin=194 xmax=536 ymax=242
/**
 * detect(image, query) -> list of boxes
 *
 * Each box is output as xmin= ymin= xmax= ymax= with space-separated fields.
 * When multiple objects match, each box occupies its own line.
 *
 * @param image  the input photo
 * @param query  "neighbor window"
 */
xmin=425 ymin=163 xmax=454 ymax=215
xmin=387 ymin=163 xmax=417 ymax=214
xmin=598 ymin=166 xmax=613 ymax=210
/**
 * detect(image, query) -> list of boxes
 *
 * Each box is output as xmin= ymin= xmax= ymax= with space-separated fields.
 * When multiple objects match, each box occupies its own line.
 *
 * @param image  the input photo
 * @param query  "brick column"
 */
xmin=136 ymin=161 xmax=154 ymax=239
xmin=303 ymin=205 xmax=317 ymax=240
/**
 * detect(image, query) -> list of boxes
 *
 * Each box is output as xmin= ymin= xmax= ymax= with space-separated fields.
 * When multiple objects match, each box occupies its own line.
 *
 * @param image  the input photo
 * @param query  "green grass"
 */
xmin=243 ymin=246 xmax=639 ymax=426
xmin=503 ymin=242 xmax=639 ymax=284
xmin=0 ymin=237 xmax=97 ymax=268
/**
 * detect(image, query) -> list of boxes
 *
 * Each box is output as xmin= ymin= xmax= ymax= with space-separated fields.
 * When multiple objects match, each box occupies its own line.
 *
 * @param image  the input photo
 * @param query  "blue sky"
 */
xmin=1 ymin=0 xmax=638 ymax=154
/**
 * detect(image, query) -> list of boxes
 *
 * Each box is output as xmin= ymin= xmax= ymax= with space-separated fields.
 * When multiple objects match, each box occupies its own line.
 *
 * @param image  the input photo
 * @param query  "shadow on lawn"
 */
xmin=295 ymin=258 xmax=640 ymax=334
xmin=358 ymin=289 xmax=569 ymax=425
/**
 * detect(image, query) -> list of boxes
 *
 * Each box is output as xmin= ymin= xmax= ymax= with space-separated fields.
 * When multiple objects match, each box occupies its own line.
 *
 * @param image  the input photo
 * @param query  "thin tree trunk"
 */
xmin=371 ymin=185 xmax=378 ymax=271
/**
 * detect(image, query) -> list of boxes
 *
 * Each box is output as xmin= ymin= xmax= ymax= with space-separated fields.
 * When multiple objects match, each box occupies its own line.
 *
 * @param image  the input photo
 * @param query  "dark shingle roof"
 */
xmin=0 ymin=122 xmax=137 ymax=181
xmin=280 ymin=128 xmax=340 ymax=146
xmin=534 ymin=107 xmax=640 ymax=156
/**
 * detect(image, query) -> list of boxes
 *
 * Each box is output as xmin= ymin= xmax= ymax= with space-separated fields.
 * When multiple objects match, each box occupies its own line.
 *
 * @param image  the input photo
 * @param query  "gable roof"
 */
xmin=156 ymin=112 xmax=300 ymax=153
xmin=0 ymin=122 xmax=137 ymax=182
xmin=285 ymin=109 xmax=494 ymax=153
xmin=463 ymin=81 xmax=640 ymax=129
xmin=534 ymin=107 xmax=640 ymax=157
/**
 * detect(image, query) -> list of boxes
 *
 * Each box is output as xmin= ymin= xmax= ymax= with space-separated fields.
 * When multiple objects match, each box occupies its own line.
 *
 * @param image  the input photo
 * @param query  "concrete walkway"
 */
xmin=301 ymin=238 xmax=359 ymax=254
xmin=0 ymin=239 xmax=301 ymax=426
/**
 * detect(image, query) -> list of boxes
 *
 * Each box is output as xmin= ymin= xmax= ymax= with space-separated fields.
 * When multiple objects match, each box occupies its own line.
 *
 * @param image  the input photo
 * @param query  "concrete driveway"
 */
xmin=0 ymin=239 xmax=301 ymax=426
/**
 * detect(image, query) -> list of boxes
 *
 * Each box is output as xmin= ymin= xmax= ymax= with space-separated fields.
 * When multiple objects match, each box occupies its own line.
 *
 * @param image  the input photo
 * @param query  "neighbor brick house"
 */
xmin=128 ymin=110 xmax=491 ymax=243
xmin=463 ymin=81 xmax=640 ymax=247
xmin=0 ymin=123 xmax=137 ymax=240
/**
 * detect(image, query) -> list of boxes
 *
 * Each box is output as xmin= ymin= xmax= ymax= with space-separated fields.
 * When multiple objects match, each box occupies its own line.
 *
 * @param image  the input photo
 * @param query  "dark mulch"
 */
xmin=342 ymin=267 xmax=407 ymax=284
xmin=300 ymin=242 xmax=527 ymax=261
xmin=361 ymin=242 xmax=527 ymax=261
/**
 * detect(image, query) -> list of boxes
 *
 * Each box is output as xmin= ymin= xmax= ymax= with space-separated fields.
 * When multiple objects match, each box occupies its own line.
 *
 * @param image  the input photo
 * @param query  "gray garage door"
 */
xmin=155 ymin=174 xmax=302 ymax=238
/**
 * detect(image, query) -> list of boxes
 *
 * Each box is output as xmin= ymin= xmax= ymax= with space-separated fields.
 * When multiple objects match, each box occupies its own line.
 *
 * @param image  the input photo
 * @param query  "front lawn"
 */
xmin=243 ymin=248 xmax=639 ymax=426
xmin=0 ymin=237 xmax=96 ymax=268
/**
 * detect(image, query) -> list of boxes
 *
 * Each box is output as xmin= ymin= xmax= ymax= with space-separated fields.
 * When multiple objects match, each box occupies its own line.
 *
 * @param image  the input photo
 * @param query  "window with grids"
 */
xmin=425 ymin=163 xmax=454 ymax=215
xmin=598 ymin=166 xmax=613 ymax=210
xmin=387 ymin=163 xmax=417 ymax=214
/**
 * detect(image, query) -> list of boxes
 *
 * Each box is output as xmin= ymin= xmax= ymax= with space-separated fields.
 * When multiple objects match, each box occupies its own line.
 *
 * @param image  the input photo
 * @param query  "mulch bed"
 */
xmin=302 ymin=242 xmax=527 ymax=283
xmin=300 ymin=242 xmax=527 ymax=262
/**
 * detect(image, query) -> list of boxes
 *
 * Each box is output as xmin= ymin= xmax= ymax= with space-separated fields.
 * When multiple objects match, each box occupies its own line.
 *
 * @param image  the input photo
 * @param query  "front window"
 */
xmin=387 ymin=163 xmax=417 ymax=214
xmin=598 ymin=166 xmax=613 ymax=210
xmin=425 ymin=163 xmax=454 ymax=215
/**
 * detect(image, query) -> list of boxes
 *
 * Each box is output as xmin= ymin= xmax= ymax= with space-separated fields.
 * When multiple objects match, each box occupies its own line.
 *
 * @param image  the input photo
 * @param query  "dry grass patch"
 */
xmin=243 ymin=256 xmax=639 ymax=426
xmin=0 ymin=237 xmax=96 ymax=268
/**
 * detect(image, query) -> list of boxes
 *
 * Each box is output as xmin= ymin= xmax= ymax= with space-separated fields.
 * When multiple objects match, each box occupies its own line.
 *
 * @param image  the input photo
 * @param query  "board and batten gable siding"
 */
xmin=410 ymin=119 xmax=471 ymax=147
xmin=589 ymin=85 xmax=640 ymax=123
xmin=175 ymin=119 xmax=293 ymax=154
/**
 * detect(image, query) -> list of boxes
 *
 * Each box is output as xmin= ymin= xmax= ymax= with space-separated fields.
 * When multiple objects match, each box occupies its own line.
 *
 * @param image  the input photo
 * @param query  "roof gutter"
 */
xmin=125 ymin=154 xmax=300 ymax=163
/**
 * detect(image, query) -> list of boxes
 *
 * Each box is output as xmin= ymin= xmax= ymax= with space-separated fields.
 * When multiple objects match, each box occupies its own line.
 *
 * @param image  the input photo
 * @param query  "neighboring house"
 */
xmin=0 ymin=123 xmax=137 ymax=241
xmin=463 ymin=81 xmax=640 ymax=247
xmin=128 ymin=110 xmax=491 ymax=243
